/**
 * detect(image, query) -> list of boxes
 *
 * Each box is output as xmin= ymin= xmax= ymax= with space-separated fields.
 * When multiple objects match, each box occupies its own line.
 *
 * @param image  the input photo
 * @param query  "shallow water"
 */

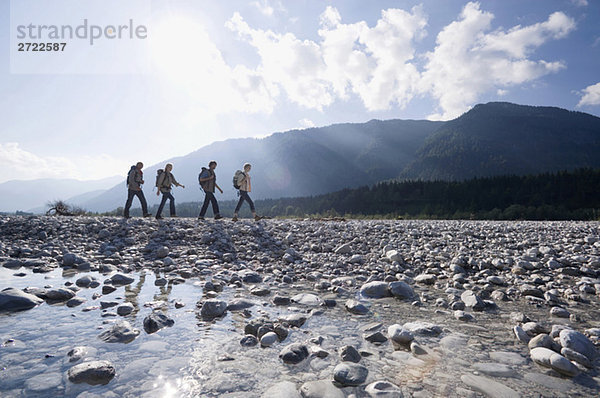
xmin=2 ymin=264 xmax=600 ymax=398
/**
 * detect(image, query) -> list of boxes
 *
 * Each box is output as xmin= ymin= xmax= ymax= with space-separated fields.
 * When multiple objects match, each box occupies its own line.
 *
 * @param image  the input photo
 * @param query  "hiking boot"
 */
xmin=143 ymin=213 xmax=152 ymax=218
xmin=170 ymin=215 xmax=178 ymax=218
xmin=214 ymin=214 xmax=223 ymax=220
xmin=198 ymin=216 xmax=205 ymax=220
xmin=123 ymin=215 xmax=130 ymax=219
xmin=254 ymin=215 xmax=262 ymax=221
xmin=155 ymin=216 xmax=163 ymax=220
xmin=232 ymin=216 xmax=238 ymax=222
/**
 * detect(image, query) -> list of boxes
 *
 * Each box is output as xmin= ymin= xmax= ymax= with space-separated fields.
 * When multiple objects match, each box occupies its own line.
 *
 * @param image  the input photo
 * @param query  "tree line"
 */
xmin=103 ymin=168 xmax=600 ymax=220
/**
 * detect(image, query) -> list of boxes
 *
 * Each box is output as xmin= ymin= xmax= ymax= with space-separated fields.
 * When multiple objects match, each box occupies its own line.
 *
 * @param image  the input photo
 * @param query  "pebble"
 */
xmin=67 ymin=360 xmax=116 ymax=385
xmin=333 ymin=362 xmax=369 ymax=386
xmin=143 ymin=311 xmax=175 ymax=334
xmin=279 ymin=343 xmax=309 ymax=364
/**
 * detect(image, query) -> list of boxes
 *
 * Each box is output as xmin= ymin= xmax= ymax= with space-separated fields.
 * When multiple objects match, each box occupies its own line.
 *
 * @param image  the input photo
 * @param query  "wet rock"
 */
xmin=291 ymin=293 xmax=323 ymax=306
xmin=116 ymin=302 xmax=134 ymax=316
xmin=461 ymin=374 xmax=519 ymax=398
xmin=388 ymin=281 xmax=415 ymax=300
xmin=272 ymin=295 xmax=291 ymax=306
xmin=240 ymin=335 xmax=259 ymax=347
xmin=260 ymin=332 xmax=278 ymax=347
xmin=107 ymin=273 xmax=134 ymax=286
xmin=365 ymin=380 xmax=403 ymax=397
xmin=44 ymin=288 xmax=75 ymax=301
xmin=0 ymin=287 xmax=44 ymax=311
xmin=66 ymin=297 xmax=86 ymax=308
xmin=200 ymin=299 xmax=228 ymax=319
xmin=279 ymin=343 xmax=309 ymax=364
xmin=143 ymin=311 xmax=174 ymax=334
xmin=98 ymin=321 xmax=140 ymax=343
xmin=530 ymin=347 xmax=579 ymax=377
xmin=340 ymin=345 xmax=361 ymax=363
xmin=345 ymin=299 xmax=369 ymax=315
xmin=240 ymin=270 xmax=262 ymax=283
xmin=262 ymin=380 xmax=301 ymax=398
xmin=100 ymin=301 xmax=119 ymax=309
xmin=300 ymin=380 xmax=344 ymax=398
xmin=67 ymin=360 xmax=116 ymax=385
xmin=3 ymin=259 xmax=23 ymax=269
xmin=155 ymin=277 xmax=168 ymax=286
xmin=102 ymin=285 xmax=117 ymax=295
xmin=75 ymin=275 xmax=96 ymax=288
xmin=333 ymin=362 xmax=368 ymax=386
xmin=360 ymin=281 xmax=390 ymax=298
xmin=227 ymin=299 xmax=255 ymax=311
xmin=559 ymin=329 xmax=597 ymax=361
xmin=279 ymin=313 xmax=307 ymax=328
xmin=67 ymin=346 xmax=88 ymax=362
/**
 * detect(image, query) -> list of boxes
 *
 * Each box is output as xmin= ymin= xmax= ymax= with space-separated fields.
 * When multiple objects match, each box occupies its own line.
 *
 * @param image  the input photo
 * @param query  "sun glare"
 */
xmin=150 ymin=16 xmax=215 ymax=84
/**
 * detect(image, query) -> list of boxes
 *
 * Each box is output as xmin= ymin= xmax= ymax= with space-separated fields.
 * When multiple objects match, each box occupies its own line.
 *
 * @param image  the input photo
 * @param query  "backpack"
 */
xmin=126 ymin=165 xmax=136 ymax=187
xmin=233 ymin=170 xmax=244 ymax=189
xmin=155 ymin=169 xmax=165 ymax=189
xmin=198 ymin=167 xmax=210 ymax=191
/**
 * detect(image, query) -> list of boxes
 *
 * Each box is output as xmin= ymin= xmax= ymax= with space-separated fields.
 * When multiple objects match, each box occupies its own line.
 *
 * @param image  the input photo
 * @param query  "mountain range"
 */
xmin=3 ymin=102 xmax=600 ymax=213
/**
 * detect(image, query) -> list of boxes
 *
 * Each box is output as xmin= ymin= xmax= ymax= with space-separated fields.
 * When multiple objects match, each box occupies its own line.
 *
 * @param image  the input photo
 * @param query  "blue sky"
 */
xmin=1 ymin=0 xmax=599 ymax=183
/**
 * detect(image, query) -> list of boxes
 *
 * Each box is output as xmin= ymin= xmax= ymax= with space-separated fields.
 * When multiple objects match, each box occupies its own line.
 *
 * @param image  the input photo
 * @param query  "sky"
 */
xmin=0 ymin=0 xmax=599 ymax=183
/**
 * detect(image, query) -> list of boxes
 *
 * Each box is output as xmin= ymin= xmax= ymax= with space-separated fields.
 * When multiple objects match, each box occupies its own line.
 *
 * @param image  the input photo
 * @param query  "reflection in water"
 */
xmin=124 ymin=270 xmax=146 ymax=318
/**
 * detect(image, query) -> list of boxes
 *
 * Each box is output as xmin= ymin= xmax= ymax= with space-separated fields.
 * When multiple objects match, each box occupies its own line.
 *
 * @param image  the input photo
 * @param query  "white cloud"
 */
xmin=571 ymin=0 xmax=588 ymax=7
xmin=251 ymin=0 xmax=280 ymax=16
xmin=420 ymin=2 xmax=575 ymax=119
xmin=298 ymin=118 xmax=315 ymax=128
xmin=150 ymin=4 xmax=576 ymax=124
xmin=227 ymin=6 xmax=427 ymax=111
xmin=577 ymin=82 xmax=600 ymax=107
xmin=497 ymin=89 xmax=508 ymax=96
xmin=0 ymin=142 xmax=128 ymax=182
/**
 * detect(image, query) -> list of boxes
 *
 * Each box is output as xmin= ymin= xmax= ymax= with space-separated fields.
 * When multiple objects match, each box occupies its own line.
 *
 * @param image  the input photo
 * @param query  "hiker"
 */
xmin=155 ymin=163 xmax=185 ymax=219
xmin=198 ymin=160 xmax=223 ymax=220
xmin=233 ymin=163 xmax=260 ymax=221
xmin=124 ymin=162 xmax=151 ymax=219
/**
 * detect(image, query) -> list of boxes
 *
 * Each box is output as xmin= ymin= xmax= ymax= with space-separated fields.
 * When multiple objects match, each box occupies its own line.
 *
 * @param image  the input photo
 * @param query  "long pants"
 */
xmin=199 ymin=191 xmax=220 ymax=217
xmin=157 ymin=191 xmax=176 ymax=217
xmin=234 ymin=190 xmax=255 ymax=213
xmin=124 ymin=189 xmax=148 ymax=217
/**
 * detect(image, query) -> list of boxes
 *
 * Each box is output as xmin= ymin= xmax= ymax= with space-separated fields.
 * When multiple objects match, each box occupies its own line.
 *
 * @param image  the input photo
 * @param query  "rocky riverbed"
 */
xmin=1 ymin=216 xmax=600 ymax=397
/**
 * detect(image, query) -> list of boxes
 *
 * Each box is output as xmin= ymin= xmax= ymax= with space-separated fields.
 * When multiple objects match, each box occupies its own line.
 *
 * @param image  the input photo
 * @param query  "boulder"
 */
xmin=67 ymin=360 xmax=115 ymax=385
xmin=0 ymin=287 xmax=44 ymax=311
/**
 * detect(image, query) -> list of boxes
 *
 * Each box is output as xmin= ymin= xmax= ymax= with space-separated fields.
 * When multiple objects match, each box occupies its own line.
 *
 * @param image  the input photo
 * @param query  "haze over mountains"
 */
xmin=4 ymin=102 xmax=600 ymax=213
xmin=0 ymin=176 xmax=122 ymax=213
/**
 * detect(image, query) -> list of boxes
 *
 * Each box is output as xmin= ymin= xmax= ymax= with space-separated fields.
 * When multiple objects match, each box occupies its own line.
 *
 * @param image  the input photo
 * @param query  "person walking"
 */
xmin=198 ymin=160 xmax=223 ymax=220
xmin=232 ymin=163 xmax=260 ymax=221
xmin=155 ymin=163 xmax=185 ymax=219
xmin=124 ymin=162 xmax=151 ymax=219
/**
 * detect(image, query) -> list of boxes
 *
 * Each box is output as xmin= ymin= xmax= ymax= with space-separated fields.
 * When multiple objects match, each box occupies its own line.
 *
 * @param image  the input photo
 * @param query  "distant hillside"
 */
xmin=401 ymin=102 xmax=600 ymax=180
xmin=82 ymin=119 xmax=442 ymax=212
xmin=0 ymin=176 xmax=122 ymax=213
